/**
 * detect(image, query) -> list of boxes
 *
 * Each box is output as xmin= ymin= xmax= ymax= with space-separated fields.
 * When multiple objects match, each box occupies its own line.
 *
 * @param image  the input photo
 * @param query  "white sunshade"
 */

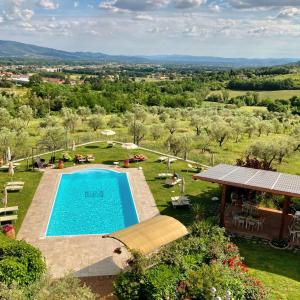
xmin=121 ymin=143 xmax=138 ymax=150
xmin=101 ymin=130 xmax=116 ymax=136
xmin=6 ymin=147 xmax=11 ymax=162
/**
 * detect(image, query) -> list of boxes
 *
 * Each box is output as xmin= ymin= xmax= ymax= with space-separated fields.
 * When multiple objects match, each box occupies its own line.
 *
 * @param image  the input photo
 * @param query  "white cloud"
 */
xmin=133 ymin=14 xmax=154 ymax=21
xmin=227 ymin=0 xmax=300 ymax=9
xmin=174 ymin=0 xmax=204 ymax=9
xmin=37 ymin=0 xmax=59 ymax=10
xmin=209 ymin=4 xmax=221 ymax=13
xmin=74 ymin=1 xmax=79 ymax=8
xmin=277 ymin=7 xmax=300 ymax=19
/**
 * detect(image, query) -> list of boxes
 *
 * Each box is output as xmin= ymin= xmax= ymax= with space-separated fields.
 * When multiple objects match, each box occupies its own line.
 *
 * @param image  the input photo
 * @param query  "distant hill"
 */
xmin=0 ymin=40 xmax=298 ymax=67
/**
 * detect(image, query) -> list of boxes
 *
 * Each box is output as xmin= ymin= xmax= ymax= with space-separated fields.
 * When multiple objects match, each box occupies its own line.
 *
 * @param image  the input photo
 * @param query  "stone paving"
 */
xmin=17 ymin=164 xmax=159 ymax=278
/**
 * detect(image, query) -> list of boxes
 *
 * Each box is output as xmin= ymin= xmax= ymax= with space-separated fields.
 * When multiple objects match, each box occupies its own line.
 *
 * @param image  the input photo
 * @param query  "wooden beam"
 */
xmin=279 ymin=196 xmax=290 ymax=240
xmin=220 ymin=184 xmax=228 ymax=227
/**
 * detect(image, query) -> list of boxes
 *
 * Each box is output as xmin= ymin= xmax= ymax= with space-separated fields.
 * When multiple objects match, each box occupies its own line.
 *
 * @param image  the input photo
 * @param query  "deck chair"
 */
xmin=157 ymin=173 xmax=173 ymax=179
xmin=0 ymin=206 xmax=18 ymax=224
xmin=0 ymin=206 xmax=18 ymax=214
xmin=0 ymin=215 xmax=17 ymax=224
xmin=171 ymin=196 xmax=191 ymax=208
xmin=6 ymin=182 xmax=25 ymax=186
xmin=157 ymin=156 xmax=168 ymax=162
xmin=5 ymin=185 xmax=23 ymax=192
xmin=165 ymin=177 xmax=182 ymax=186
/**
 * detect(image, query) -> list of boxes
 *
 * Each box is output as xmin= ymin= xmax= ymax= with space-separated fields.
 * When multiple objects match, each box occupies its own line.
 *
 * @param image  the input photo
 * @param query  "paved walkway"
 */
xmin=18 ymin=164 xmax=159 ymax=278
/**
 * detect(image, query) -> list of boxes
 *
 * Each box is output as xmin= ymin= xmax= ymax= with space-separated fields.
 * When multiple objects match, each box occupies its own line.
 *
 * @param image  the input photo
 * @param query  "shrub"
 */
xmin=0 ymin=238 xmax=46 ymax=287
xmin=143 ymin=265 xmax=180 ymax=300
xmin=113 ymin=272 xmax=142 ymax=300
xmin=0 ymin=274 xmax=97 ymax=300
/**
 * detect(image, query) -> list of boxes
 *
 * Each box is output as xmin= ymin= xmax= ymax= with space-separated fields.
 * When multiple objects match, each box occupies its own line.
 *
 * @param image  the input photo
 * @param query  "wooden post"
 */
xmin=220 ymin=185 xmax=228 ymax=227
xmin=279 ymin=196 xmax=290 ymax=240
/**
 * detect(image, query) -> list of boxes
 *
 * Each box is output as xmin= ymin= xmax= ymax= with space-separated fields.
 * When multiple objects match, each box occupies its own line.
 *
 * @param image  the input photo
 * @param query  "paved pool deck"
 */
xmin=17 ymin=164 xmax=159 ymax=278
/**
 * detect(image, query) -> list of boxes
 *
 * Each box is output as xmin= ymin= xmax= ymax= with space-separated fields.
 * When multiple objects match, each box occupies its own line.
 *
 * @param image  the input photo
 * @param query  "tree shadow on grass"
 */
xmin=236 ymin=238 xmax=300 ymax=283
xmin=85 ymin=145 xmax=100 ymax=149
xmin=158 ymin=186 xmax=221 ymax=226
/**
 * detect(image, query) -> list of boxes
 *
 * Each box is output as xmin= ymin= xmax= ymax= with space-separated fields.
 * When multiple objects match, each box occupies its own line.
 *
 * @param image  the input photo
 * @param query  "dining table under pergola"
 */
xmin=193 ymin=164 xmax=300 ymax=239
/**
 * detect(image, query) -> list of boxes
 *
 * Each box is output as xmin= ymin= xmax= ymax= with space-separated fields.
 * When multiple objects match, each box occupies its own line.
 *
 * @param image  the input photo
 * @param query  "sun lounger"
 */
xmin=6 ymin=182 xmax=25 ymax=186
xmin=5 ymin=185 xmax=23 ymax=192
xmin=86 ymin=155 xmax=95 ymax=162
xmin=171 ymin=196 xmax=191 ymax=208
xmin=157 ymin=156 xmax=168 ymax=162
xmin=165 ymin=178 xmax=182 ymax=186
xmin=0 ymin=215 xmax=18 ymax=224
xmin=0 ymin=206 xmax=18 ymax=214
xmin=157 ymin=173 xmax=173 ymax=179
xmin=165 ymin=158 xmax=177 ymax=164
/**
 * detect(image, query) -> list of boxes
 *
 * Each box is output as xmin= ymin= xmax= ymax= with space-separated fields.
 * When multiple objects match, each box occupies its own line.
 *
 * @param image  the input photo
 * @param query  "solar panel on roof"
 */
xmin=194 ymin=164 xmax=300 ymax=198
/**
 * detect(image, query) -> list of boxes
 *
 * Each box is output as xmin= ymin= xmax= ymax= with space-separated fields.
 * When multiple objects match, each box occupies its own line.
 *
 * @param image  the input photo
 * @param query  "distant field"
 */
xmin=0 ymin=87 xmax=27 ymax=95
xmin=211 ymin=89 xmax=300 ymax=100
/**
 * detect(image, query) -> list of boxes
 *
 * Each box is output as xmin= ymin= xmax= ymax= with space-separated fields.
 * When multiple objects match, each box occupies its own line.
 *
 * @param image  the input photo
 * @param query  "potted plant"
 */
xmin=2 ymin=224 xmax=16 ymax=239
xmin=58 ymin=159 xmax=64 ymax=169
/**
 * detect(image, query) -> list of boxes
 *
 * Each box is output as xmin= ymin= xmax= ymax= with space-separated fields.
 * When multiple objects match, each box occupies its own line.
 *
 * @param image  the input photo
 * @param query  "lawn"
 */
xmin=210 ymin=89 xmax=300 ymax=100
xmin=0 ymin=142 xmax=299 ymax=299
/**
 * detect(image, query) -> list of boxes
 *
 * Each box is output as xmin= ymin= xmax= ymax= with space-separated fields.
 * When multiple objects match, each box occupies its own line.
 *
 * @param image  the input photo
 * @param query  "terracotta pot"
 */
xmin=124 ymin=159 xmax=129 ymax=168
xmin=58 ymin=160 xmax=64 ymax=169
xmin=5 ymin=228 xmax=16 ymax=239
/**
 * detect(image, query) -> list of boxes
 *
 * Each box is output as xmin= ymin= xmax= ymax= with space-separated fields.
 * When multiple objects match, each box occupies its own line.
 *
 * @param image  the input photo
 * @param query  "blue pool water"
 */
xmin=46 ymin=169 xmax=139 ymax=237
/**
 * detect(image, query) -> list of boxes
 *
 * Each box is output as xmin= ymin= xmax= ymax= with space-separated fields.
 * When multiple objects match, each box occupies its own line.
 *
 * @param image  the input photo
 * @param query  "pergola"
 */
xmin=194 ymin=164 xmax=300 ymax=239
xmin=103 ymin=215 xmax=189 ymax=255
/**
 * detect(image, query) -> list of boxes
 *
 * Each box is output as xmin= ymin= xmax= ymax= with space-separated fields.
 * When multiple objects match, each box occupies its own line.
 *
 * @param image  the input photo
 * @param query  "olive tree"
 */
xmin=208 ymin=121 xmax=232 ymax=147
xmin=165 ymin=119 xmax=178 ymax=135
xmin=150 ymin=124 xmax=165 ymax=141
xmin=88 ymin=115 xmax=104 ymax=131
xmin=129 ymin=121 xmax=147 ymax=146
xmin=18 ymin=105 xmax=33 ymax=127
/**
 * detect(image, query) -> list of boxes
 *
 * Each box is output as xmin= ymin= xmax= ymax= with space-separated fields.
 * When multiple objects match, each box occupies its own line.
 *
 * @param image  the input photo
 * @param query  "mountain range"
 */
xmin=0 ymin=40 xmax=298 ymax=67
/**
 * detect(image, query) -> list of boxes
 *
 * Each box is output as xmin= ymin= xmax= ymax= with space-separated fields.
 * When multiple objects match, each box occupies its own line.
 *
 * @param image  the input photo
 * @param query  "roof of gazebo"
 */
xmin=103 ymin=215 xmax=188 ymax=254
xmin=194 ymin=164 xmax=300 ymax=198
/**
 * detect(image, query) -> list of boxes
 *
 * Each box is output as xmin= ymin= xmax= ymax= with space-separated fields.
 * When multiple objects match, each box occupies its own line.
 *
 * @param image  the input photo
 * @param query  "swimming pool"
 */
xmin=46 ymin=169 xmax=139 ymax=237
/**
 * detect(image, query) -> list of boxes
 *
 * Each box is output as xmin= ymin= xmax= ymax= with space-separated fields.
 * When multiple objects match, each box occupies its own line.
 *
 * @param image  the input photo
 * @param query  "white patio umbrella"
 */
xmin=72 ymin=140 xmax=76 ymax=151
xmin=8 ymin=162 xmax=14 ymax=179
xmin=101 ymin=130 xmax=116 ymax=137
xmin=180 ymin=178 xmax=185 ymax=195
xmin=121 ymin=143 xmax=138 ymax=150
xmin=6 ymin=147 xmax=11 ymax=162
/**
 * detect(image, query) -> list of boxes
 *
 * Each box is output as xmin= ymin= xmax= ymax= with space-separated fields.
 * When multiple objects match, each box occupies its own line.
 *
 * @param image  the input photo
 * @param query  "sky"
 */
xmin=1 ymin=0 xmax=300 ymax=58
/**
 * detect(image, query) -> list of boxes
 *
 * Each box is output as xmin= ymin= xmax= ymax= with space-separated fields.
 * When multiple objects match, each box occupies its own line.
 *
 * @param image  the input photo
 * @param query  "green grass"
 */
xmin=210 ymin=89 xmax=300 ymax=100
xmin=0 ymin=142 xmax=299 ymax=299
xmin=238 ymin=240 xmax=300 ymax=300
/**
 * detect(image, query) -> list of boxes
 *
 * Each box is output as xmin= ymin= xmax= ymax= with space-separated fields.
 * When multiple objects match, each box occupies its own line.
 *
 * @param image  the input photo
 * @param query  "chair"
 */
xmin=0 ymin=215 xmax=18 ymax=224
xmin=86 ymin=155 xmax=95 ymax=162
xmin=165 ymin=177 xmax=182 ymax=186
xmin=157 ymin=156 xmax=168 ymax=162
xmin=237 ymin=217 xmax=246 ymax=228
xmin=157 ymin=173 xmax=173 ymax=179
xmin=171 ymin=196 xmax=191 ymax=208
xmin=246 ymin=217 xmax=256 ymax=231
xmin=166 ymin=158 xmax=177 ymax=164
xmin=0 ymin=206 xmax=18 ymax=214
xmin=6 ymin=182 xmax=24 ymax=186
xmin=5 ymin=185 xmax=23 ymax=192
xmin=0 ymin=206 xmax=18 ymax=225
xmin=256 ymin=218 xmax=265 ymax=231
